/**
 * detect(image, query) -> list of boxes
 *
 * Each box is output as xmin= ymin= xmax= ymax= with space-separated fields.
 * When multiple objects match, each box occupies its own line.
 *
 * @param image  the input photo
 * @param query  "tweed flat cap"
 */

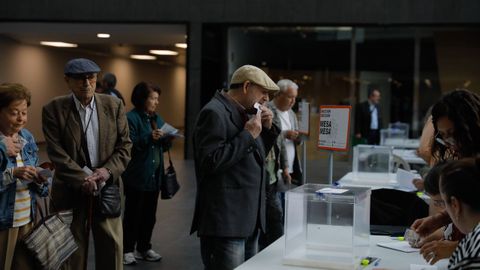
xmin=64 ymin=58 xmax=101 ymax=75
xmin=230 ymin=65 xmax=279 ymax=91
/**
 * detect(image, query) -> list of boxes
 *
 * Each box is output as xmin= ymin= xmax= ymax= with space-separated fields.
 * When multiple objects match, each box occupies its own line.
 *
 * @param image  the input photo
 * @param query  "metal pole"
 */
xmin=302 ymin=139 xmax=307 ymax=184
xmin=328 ymin=150 xmax=334 ymax=185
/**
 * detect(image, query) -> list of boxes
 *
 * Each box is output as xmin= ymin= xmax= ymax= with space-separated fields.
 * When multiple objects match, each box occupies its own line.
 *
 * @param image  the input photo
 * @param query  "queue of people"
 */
xmin=2 ymin=56 xmax=480 ymax=270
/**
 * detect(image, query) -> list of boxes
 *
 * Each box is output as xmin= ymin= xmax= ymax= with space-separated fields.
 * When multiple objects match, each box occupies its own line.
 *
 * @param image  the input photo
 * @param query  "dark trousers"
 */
xmin=200 ymin=229 xmax=259 ymax=270
xmin=123 ymin=188 xmax=160 ymax=253
xmin=259 ymin=183 xmax=284 ymax=250
xmin=367 ymin=129 xmax=380 ymax=145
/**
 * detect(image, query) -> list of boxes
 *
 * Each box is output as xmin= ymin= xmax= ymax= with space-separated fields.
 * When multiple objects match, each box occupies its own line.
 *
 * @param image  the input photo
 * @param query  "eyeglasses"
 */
xmin=432 ymin=199 xmax=445 ymax=208
xmin=435 ymin=132 xmax=456 ymax=147
xmin=68 ymin=73 xmax=97 ymax=81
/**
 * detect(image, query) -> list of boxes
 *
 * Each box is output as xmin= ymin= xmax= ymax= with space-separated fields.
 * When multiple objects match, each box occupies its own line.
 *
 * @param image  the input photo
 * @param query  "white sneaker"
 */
xmin=135 ymin=249 xmax=162 ymax=262
xmin=123 ymin=252 xmax=137 ymax=265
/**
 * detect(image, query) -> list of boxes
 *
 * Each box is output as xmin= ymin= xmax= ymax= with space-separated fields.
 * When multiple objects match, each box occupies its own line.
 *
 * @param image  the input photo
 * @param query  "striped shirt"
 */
xmin=449 ymin=223 xmax=480 ymax=269
xmin=12 ymin=153 xmax=31 ymax=227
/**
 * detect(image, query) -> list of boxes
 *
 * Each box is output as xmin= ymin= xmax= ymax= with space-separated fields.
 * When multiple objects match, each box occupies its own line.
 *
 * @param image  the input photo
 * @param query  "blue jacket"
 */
xmin=122 ymin=109 xmax=171 ymax=191
xmin=0 ymin=129 xmax=49 ymax=230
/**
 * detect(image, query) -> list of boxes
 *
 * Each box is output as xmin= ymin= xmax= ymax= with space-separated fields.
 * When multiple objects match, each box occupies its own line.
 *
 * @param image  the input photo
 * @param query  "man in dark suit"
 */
xmin=355 ymin=87 xmax=382 ymax=145
xmin=191 ymin=65 xmax=280 ymax=270
xmin=42 ymin=58 xmax=132 ymax=269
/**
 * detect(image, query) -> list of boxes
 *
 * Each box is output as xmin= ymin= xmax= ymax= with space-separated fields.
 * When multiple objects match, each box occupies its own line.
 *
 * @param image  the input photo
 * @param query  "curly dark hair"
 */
xmin=431 ymin=89 xmax=480 ymax=162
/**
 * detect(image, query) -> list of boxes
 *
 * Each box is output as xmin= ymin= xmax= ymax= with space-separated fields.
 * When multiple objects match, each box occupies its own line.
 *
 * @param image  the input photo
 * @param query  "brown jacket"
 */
xmin=42 ymin=94 xmax=132 ymax=209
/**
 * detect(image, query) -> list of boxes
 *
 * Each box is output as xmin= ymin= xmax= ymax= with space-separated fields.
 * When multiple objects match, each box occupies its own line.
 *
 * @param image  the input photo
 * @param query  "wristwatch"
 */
xmin=106 ymin=168 xmax=113 ymax=179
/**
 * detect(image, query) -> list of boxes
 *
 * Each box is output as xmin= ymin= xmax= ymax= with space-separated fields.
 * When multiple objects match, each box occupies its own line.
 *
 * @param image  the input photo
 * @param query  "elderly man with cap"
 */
xmin=190 ymin=65 xmax=280 ymax=269
xmin=42 ymin=58 xmax=132 ymax=269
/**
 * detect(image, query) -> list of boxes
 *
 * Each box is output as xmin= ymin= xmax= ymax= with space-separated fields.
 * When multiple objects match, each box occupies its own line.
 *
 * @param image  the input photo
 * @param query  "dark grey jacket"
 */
xmin=190 ymin=91 xmax=279 ymax=237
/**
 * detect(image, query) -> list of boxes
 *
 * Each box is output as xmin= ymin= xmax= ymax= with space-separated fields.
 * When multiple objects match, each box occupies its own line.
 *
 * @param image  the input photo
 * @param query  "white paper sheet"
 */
xmin=396 ymin=168 xmax=418 ymax=191
xmin=316 ymin=187 xmax=349 ymax=194
xmin=377 ymin=241 xmax=419 ymax=253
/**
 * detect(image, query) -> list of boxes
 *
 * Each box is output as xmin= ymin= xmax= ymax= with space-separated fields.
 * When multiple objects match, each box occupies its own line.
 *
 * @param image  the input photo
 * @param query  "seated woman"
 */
xmin=0 ymin=83 xmax=49 ymax=269
xmin=418 ymin=162 xmax=463 ymax=264
xmin=439 ymin=157 xmax=480 ymax=269
xmin=412 ymin=89 xmax=480 ymax=235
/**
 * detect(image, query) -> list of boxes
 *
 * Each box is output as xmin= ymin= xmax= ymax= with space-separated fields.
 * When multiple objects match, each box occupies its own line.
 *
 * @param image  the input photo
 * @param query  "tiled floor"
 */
xmin=38 ymin=143 xmax=351 ymax=269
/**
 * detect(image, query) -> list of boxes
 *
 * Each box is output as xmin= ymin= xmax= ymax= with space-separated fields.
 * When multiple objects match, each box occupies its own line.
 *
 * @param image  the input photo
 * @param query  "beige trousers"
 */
xmin=0 ymin=222 xmax=35 ymax=270
xmin=61 ymin=199 xmax=123 ymax=270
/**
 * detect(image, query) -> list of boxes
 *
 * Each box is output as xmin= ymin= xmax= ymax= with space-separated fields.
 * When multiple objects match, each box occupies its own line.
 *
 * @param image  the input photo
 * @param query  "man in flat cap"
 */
xmin=42 ymin=58 xmax=132 ymax=269
xmin=191 ymin=65 xmax=280 ymax=269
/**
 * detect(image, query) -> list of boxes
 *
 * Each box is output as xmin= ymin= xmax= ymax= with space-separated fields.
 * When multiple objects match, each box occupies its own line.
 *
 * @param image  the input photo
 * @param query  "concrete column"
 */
xmin=185 ymin=22 xmax=202 ymax=159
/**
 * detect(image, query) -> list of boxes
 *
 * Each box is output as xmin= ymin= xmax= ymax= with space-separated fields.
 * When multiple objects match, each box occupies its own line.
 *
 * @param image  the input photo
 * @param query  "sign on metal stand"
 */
xmin=317 ymin=105 xmax=352 ymax=184
xmin=317 ymin=105 xmax=352 ymax=225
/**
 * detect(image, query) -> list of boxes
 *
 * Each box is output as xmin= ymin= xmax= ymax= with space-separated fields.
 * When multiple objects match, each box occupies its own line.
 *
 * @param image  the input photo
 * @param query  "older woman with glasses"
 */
xmin=0 ymin=83 xmax=49 ymax=270
xmin=122 ymin=82 xmax=172 ymax=265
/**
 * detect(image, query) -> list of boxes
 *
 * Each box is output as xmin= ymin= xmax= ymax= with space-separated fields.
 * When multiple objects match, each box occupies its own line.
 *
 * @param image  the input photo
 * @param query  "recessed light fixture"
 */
xmin=130 ymin=54 xmax=157 ymax=60
xmin=149 ymin=50 xmax=179 ymax=56
xmin=40 ymin=41 xmax=78 ymax=48
xmin=97 ymin=33 xmax=111 ymax=38
xmin=175 ymin=43 xmax=187 ymax=49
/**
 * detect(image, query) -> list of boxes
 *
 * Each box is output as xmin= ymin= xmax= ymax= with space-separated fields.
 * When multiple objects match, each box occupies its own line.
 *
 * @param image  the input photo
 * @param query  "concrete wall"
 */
xmin=0 ymin=38 xmax=186 ymax=142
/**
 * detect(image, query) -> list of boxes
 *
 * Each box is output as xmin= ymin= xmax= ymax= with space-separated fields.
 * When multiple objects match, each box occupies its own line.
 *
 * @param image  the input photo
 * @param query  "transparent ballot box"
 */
xmin=388 ymin=122 xmax=410 ymax=137
xmin=380 ymin=128 xmax=408 ymax=146
xmin=353 ymin=145 xmax=393 ymax=174
xmin=283 ymin=184 xmax=371 ymax=269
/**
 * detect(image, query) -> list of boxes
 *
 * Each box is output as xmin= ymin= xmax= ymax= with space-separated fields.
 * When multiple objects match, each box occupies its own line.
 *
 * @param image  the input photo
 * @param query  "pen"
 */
xmin=390 ymin=236 xmax=405 ymax=241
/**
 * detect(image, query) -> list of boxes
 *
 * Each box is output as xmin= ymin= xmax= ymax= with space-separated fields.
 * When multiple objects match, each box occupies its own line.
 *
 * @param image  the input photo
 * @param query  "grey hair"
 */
xmin=276 ymin=79 xmax=298 ymax=95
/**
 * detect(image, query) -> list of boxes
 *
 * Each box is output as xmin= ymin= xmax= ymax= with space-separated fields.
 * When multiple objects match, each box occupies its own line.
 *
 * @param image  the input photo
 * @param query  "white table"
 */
xmin=393 ymin=149 xmax=426 ymax=165
xmin=236 ymin=235 xmax=448 ymax=270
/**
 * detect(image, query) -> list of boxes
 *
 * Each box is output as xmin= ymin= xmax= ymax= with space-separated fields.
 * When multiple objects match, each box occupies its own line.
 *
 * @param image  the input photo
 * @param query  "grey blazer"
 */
xmin=190 ymin=91 xmax=279 ymax=237
xmin=268 ymin=101 xmax=303 ymax=187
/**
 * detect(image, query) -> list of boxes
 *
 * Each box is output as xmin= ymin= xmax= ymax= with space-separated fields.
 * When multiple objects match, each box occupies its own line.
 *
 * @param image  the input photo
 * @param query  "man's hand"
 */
xmin=152 ymin=129 xmax=165 ymax=141
xmin=420 ymin=240 xmax=458 ymax=265
xmin=245 ymin=113 xmax=262 ymax=138
xmin=285 ymin=130 xmax=299 ymax=141
xmin=1 ymin=136 xmax=21 ymax=157
xmin=13 ymin=166 xmax=38 ymax=181
xmin=84 ymin=168 xmax=111 ymax=184
xmin=259 ymin=105 xmax=273 ymax=129
xmin=283 ymin=169 xmax=292 ymax=184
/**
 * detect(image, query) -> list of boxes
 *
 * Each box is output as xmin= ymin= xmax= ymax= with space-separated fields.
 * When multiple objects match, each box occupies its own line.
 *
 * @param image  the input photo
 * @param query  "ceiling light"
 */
xmin=97 ymin=33 xmax=111 ymax=38
xmin=40 ymin=41 xmax=78 ymax=48
xmin=175 ymin=43 xmax=187 ymax=49
xmin=149 ymin=50 xmax=178 ymax=56
xmin=130 ymin=54 xmax=157 ymax=60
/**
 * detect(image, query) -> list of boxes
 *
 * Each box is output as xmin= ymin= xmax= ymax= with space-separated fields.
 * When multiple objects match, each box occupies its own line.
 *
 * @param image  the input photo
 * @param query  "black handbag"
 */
xmin=161 ymin=150 xmax=180 ymax=199
xmin=96 ymin=182 xmax=121 ymax=218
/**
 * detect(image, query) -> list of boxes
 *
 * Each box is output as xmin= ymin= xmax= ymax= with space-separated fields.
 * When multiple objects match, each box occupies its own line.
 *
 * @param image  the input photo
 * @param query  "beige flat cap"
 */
xmin=230 ymin=65 xmax=279 ymax=91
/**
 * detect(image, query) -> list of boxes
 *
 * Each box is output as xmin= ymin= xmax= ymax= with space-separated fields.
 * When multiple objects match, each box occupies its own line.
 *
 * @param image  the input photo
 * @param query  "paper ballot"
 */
xmin=253 ymin=102 xmax=262 ymax=116
xmin=396 ymin=168 xmax=418 ymax=191
xmin=160 ymin=123 xmax=184 ymax=138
